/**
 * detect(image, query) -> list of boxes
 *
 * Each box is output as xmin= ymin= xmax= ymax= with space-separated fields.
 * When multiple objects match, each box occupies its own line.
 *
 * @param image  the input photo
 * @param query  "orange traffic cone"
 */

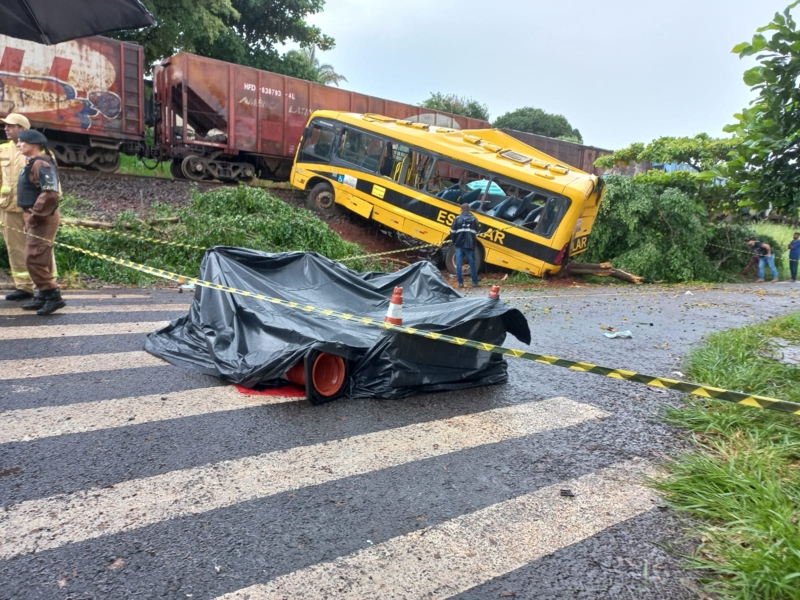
xmin=286 ymin=352 xmax=347 ymax=399
xmin=489 ymin=285 xmax=500 ymax=298
xmin=384 ymin=286 xmax=403 ymax=325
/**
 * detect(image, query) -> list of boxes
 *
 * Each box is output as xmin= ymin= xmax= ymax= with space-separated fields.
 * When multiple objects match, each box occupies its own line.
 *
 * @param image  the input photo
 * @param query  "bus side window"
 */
xmin=337 ymin=129 xmax=385 ymax=173
xmin=299 ymin=123 xmax=336 ymax=163
xmin=391 ymin=146 xmax=410 ymax=183
xmin=534 ymin=197 xmax=565 ymax=237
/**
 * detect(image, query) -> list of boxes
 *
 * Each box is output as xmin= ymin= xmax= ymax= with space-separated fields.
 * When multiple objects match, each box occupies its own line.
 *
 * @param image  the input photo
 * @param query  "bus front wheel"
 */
xmin=445 ymin=244 xmax=484 ymax=275
xmin=307 ymin=182 xmax=337 ymax=214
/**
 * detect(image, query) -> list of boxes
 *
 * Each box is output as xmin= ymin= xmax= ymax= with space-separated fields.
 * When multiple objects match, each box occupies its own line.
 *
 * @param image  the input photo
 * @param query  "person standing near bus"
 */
xmin=747 ymin=237 xmax=778 ymax=283
xmin=0 ymin=113 xmax=35 ymax=301
xmin=16 ymin=129 xmax=66 ymax=315
xmin=450 ymin=203 xmax=480 ymax=288
xmin=789 ymin=232 xmax=800 ymax=282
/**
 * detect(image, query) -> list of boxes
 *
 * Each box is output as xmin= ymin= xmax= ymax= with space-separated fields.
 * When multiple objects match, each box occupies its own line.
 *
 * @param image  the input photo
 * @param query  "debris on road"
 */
xmin=604 ymin=330 xmax=634 ymax=339
xmin=566 ymin=261 xmax=643 ymax=284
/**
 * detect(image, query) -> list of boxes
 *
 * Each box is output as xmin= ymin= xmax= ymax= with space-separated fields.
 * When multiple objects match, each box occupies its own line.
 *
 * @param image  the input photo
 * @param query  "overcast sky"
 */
xmin=301 ymin=0 xmax=790 ymax=149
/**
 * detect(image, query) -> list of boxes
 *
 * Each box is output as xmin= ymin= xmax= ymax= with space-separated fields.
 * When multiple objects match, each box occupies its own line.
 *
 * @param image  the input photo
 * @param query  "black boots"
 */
xmin=21 ymin=292 xmax=45 ymax=311
xmin=5 ymin=288 xmax=34 ymax=301
xmin=25 ymin=288 xmax=66 ymax=315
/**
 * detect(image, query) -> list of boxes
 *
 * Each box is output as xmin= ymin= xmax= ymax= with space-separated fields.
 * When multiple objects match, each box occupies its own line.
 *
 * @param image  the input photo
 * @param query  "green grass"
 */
xmin=752 ymin=222 xmax=799 ymax=280
xmin=656 ymin=312 xmax=800 ymax=599
xmin=117 ymin=154 xmax=170 ymax=178
xmin=1 ymin=187 xmax=384 ymax=285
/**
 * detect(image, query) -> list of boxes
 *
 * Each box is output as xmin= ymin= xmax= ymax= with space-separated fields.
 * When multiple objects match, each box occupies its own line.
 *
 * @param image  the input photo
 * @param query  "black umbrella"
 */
xmin=0 ymin=0 xmax=155 ymax=45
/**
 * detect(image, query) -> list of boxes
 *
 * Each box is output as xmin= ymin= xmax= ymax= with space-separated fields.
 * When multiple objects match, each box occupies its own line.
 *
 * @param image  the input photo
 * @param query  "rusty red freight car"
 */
xmin=153 ymin=52 xmax=491 ymax=182
xmin=0 ymin=34 xmax=145 ymax=172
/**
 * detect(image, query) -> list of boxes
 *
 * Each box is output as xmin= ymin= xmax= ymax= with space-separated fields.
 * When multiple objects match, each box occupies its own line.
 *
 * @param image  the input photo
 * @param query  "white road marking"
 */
xmin=0 ymin=397 xmax=607 ymax=560
xmin=61 ymin=294 xmax=154 ymax=300
xmin=0 ymin=303 xmax=189 ymax=316
xmin=0 ymin=351 xmax=168 ymax=380
xmin=0 ymin=321 xmax=169 ymax=340
xmin=215 ymin=460 xmax=658 ymax=600
xmin=0 ymin=386 xmax=302 ymax=442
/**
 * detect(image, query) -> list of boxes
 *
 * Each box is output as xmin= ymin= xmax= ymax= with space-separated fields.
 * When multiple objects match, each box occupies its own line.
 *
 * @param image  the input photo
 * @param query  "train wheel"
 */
xmin=93 ymin=152 xmax=121 ymax=173
xmin=170 ymin=160 xmax=186 ymax=179
xmin=445 ymin=243 xmax=485 ymax=276
xmin=307 ymin=181 xmax=337 ymax=214
xmin=181 ymin=155 xmax=207 ymax=181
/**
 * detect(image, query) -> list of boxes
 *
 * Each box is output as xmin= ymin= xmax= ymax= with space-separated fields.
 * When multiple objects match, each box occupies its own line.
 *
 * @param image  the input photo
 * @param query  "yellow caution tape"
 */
xmin=59 ymin=223 xmax=207 ymax=251
xmin=706 ymin=241 xmax=798 ymax=264
xmin=2 ymin=217 xmax=798 ymax=416
xmin=339 ymin=240 xmax=447 ymax=262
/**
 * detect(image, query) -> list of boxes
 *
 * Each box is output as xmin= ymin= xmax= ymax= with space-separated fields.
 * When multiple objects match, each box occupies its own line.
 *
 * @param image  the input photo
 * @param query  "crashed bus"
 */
xmin=291 ymin=111 xmax=606 ymax=277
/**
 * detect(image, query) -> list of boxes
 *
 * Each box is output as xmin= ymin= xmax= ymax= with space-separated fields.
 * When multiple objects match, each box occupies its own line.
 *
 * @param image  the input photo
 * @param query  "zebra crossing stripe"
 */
xmin=0 ymin=351 xmax=167 ymax=380
xmin=214 ymin=460 xmax=657 ymax=600
xmin=61 ymin=293 xmax=154 ymax=300
xmin=0 ymin=303 xmax=189 ymax=316
xmin=0 ymin=386 xmax=302 ymax=444
xmin=0 ymin=397 xmax=607 ymax=560
xmin=0 ymin=321 xmax=169 ymax=341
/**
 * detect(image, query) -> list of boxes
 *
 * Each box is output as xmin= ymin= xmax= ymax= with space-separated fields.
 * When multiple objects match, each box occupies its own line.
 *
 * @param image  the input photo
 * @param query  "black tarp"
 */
xmin=145 ymin=248 xmax=531 ymax=400
xmin=1 ymin=0 xmax=155 ymax=45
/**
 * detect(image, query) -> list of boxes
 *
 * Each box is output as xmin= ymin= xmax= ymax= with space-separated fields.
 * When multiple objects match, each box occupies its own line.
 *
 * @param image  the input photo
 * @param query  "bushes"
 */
xmin=583 ymin=176 xmax=719 ymax=281
xmin=583 ymin=176 xmax=782 ymax=282
xmin=1 ymin=186 xmax=373 ymax=286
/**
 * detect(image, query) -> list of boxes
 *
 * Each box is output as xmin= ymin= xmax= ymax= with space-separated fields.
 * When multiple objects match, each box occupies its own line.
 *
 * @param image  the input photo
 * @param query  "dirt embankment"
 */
xmin=59 ymin=171 xmax=414 ymax=259
xmin=60 ymin=171 xmax=222 ymax=220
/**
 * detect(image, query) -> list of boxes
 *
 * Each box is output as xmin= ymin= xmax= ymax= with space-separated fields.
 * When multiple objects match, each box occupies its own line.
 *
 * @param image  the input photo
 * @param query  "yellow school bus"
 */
xmin=290 ymin=111 xmax=605 ymax=276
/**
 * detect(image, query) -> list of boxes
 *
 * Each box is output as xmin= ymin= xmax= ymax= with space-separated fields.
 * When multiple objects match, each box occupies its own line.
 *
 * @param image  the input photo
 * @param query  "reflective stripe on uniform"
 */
xmin=451 ymin=227 xmax=478 ymax=234
xmin=0 ymin=186 xmax=10 ymax=194
xmin=11 ymin=271 xmax=31 ymax=279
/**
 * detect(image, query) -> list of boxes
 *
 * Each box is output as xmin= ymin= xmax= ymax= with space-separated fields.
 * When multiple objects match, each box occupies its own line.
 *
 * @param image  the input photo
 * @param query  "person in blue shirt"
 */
xmin=788 ymin=232 xmax=800 ymax=283
xmin=449 ymin=203 xmax=480 ymax=288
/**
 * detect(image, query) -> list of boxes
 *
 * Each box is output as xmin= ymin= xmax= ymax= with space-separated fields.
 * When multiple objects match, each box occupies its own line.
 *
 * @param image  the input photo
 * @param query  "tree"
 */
xmin=582 ymin=177 xmax=720 ymax=282
xmin=419 ymin=93 xmax=490 ymax=122
xmin=283 ymin=47 xmax=347 ymax=86
xmin=583 ymin=176 xmax=782 ymax=282
xmin=594 ymin=134 xmax=739 ymax=212
xmin=114 ymin=0 xmax=334 ymax=76
xmin=492 ymin=107 xmax=582 ymax=142
xmin=723 ymin=1 xmax=800 ymax=214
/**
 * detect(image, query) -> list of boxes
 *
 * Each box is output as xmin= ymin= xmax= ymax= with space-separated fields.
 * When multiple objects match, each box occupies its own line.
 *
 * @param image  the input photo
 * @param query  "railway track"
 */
xmin=61 ymin=167 xmax=293 ymax=189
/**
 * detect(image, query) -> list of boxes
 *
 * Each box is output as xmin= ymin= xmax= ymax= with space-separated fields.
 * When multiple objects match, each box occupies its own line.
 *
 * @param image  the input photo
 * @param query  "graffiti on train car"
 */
xmin=0 ymin=38 xmax=121 ymax=130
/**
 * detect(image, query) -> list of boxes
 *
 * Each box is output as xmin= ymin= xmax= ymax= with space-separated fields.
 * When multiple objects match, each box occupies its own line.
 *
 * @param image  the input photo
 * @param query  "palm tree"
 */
xmin=286 ymin=47 xmax=347 ymax=87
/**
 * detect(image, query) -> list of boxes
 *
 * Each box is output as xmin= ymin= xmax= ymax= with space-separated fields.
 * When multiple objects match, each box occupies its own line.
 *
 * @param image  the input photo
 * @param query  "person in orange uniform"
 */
xmin=0 ymin=113 xmax=35 ymax=300
xmin=16 ymin=129 xmax=66 ymax=315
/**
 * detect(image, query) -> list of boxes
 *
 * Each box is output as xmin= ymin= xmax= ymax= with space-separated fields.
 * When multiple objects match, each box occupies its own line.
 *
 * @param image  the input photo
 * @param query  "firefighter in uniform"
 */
xmin=0 ymin=113 xmax=35 ymax=300
xmin=16 ymin=129 xmax=66 ymax=315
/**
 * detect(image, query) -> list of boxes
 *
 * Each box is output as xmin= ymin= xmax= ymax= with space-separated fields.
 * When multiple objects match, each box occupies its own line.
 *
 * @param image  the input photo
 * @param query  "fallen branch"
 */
xmin=566 ymin=262 xmax=643 ymax=284
xmin=61 ymin=216 xmax=180 ymax=230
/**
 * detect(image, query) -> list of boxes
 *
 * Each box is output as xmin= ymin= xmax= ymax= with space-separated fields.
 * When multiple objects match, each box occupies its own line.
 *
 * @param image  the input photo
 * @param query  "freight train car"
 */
xmin=153 ymin=53 xmax=491 ymax=182
xmin=499 ymin=129 xmax=611 ymax=176
xmin=0 ymin=34 xmax=145 ymax=172
xmin=2 ymin=34 xmax=610 ymax=182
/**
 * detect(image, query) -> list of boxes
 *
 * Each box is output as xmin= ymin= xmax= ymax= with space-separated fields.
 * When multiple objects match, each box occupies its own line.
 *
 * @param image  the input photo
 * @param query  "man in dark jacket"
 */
xmin=450 ymin=203 xmax=480 ymax=288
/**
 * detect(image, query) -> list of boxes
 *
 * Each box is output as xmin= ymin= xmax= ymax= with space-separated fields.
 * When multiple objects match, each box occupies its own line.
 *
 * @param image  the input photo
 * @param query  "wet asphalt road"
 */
xmin=0 ymin=282 xmax=798 ymax=599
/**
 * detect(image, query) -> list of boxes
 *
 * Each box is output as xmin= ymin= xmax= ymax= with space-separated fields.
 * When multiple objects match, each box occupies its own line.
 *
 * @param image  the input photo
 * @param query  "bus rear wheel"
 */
xmin=445 ymin=244 xmax=484 ymax=275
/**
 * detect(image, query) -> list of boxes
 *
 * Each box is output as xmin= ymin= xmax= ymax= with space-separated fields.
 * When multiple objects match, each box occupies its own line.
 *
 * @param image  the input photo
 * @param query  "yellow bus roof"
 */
xmin=310 ymin=110 xmax=598 ymax=199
